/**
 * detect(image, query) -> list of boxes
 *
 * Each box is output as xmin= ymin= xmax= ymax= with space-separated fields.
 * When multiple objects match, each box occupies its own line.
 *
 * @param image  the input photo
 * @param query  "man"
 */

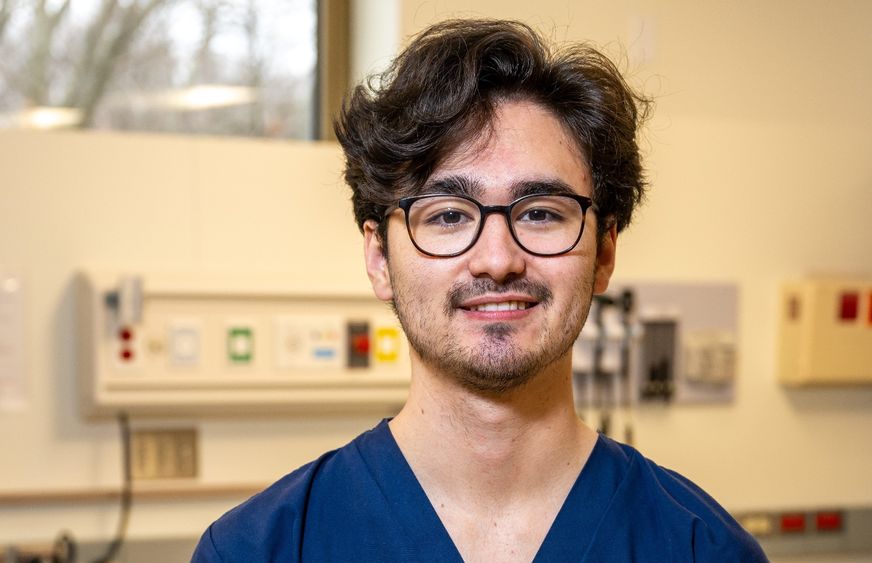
xmin=193 ymin=20 xmax=767 ymax=562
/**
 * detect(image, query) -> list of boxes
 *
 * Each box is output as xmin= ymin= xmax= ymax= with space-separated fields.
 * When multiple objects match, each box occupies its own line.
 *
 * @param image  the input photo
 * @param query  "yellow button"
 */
xmin=374 ymin=327 xmax=400 ymax=363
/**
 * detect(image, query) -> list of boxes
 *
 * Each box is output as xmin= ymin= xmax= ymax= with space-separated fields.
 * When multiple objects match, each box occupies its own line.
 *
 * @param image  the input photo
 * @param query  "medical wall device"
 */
xmin=778 ymin=276 xmax=872 ymax=385
xmin=77 ymin=271 xmax=409 ymax=417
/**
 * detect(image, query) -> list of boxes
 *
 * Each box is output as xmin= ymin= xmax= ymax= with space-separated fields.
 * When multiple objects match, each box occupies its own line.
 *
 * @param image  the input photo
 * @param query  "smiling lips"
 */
xmin=448 ymin=279 xmax=551 ymax=316
xmin=466 ymin=301 xmax=533 ymax=312
xmin=458 ymin=295 xmax=540 ymax=317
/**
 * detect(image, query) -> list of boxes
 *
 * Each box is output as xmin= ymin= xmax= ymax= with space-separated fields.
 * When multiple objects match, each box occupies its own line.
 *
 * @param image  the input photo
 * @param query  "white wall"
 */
xmin=1 ymin=0 xmax=871 ymax=547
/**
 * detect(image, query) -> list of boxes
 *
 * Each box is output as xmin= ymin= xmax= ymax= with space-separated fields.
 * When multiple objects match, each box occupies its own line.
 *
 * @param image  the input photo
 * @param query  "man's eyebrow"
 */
xmin=510 ymin=180 xmax=579 ymax=199
xmin=420 ymin=177 xmax=580 ymax=199
xmin=420 ymin=175 xmax=481 ymax=198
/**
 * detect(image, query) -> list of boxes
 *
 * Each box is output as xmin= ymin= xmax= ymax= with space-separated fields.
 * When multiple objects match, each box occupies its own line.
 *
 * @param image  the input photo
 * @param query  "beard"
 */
xmin=389 ymin=267 xmax=595 ymax=395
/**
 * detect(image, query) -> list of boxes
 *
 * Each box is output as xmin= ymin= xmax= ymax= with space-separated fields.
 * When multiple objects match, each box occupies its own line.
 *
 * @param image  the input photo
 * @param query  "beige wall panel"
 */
xmin=190 ymin=138 xmax=370 ymax=292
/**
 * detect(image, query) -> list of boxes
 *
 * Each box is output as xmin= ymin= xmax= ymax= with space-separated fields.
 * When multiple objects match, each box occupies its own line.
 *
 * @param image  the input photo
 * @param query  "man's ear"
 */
xmin=593 ymin=223 xmax=617 ymax=295
xmin=363 ymin=220 xmax=393 ymax=301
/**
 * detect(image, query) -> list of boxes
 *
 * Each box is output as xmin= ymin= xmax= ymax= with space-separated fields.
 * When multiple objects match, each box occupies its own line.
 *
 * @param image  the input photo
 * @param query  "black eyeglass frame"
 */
xmin=389 ymin=193 xmax=598 ymax=258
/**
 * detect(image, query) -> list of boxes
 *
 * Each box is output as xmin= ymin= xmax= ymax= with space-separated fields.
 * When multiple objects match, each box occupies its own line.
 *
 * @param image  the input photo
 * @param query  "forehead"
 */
xmin=427 ymin=100 xmax=591 ymax=200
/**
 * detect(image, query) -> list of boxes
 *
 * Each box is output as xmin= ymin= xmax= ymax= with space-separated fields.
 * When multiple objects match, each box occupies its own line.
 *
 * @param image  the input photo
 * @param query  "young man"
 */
xmin=193 ymin=20 xmax=767 ymax=562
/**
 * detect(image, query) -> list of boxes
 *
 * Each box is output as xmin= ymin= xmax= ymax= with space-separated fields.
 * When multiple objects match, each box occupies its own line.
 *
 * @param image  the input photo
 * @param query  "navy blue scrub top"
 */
xmin=193 ymin=419 xmax=767 ymax=562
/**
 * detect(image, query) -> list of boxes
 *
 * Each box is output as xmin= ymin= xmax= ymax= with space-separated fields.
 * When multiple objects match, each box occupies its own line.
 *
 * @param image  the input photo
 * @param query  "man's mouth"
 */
xmin=446 ymin=279 xmax=552 ymax=316
xmin=464 ymin=301 xmax=535 ymax=312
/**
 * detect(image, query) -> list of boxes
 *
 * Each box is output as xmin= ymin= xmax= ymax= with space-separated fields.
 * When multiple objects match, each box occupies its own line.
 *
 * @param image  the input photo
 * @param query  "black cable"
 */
xmin=619 ymin=289 xmax=635 ymax=446
xmin=52 ymin=531 xmax=77 ymax=563
xmin=90 ymin=411 xmax=132 ymax=563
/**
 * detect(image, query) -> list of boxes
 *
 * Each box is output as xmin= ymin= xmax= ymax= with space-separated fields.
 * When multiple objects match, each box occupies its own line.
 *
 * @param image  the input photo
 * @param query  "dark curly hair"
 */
xmin=334 ymin=19 xmax=651 ymax=251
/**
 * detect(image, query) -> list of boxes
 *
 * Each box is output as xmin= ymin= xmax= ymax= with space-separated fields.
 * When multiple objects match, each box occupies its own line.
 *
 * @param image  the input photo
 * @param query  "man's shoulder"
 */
xmin=191 ymin=421 xmax=386 ymax=563
xmin=591 ymin=434 xmax=768 ymax=562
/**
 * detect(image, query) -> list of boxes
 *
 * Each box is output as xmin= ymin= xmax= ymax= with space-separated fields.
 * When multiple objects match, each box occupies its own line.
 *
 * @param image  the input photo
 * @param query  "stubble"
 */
xmin=389 ymin=268 xmax=595 ymax=394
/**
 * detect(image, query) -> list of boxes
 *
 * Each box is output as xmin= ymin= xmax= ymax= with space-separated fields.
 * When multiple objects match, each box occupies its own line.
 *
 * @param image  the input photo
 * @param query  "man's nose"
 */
xmin=465 ymin=213 xmax=526 ymax=282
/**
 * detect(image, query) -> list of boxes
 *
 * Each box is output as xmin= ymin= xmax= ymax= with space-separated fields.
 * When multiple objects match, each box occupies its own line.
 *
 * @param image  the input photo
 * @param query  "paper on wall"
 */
xmin=0 ymin=270 xmax=27 ymax=411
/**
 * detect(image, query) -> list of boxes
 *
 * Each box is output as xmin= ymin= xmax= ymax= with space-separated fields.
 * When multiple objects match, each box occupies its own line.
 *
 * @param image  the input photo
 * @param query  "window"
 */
xmin=0 ymin=0 xmax=319 ymax=139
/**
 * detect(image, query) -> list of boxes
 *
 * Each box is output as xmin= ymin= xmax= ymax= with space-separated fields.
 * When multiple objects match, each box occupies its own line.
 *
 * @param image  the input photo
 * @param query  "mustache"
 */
xmin=446 ymin=279 xmax=553 ymax=312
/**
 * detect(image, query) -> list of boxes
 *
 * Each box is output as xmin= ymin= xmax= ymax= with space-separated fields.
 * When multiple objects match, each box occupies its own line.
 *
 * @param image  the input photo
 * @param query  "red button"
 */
xmin=816 ymin=511 xmax=842 ymax=532
xmin=780 ymin=513 xmax=806 ymax=533
xmin=839 ymin=292 xmax=859 ymax=321
xmin=120 ymin=348 xmax=134 ymax=361
xmin=352 ymin=335 xmax=370 ymax=354
xmin=119 ymin=327 xmax=134 ymax=341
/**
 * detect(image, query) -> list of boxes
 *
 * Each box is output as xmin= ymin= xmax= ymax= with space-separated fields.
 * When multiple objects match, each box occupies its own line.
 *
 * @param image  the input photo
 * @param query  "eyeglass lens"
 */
xmin=405 ymin=195 xmax=585 ymax=256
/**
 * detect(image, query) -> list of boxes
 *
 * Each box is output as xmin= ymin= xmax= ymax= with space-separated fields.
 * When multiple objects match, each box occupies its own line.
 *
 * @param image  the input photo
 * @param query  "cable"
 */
xmin=618 ymin=289 xmax=635 ymax=446
xmin=52 ymin=531 xmax=77 ymax=563
xmin=90 ymin=412 xmax=132 ymax=563
xmin=5 ymin=414 xmax=131 ymax=563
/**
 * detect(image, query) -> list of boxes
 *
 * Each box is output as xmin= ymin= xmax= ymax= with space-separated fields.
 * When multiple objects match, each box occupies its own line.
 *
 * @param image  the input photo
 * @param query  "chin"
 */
xmin=444 ymin=347 xmax=555 ymax=395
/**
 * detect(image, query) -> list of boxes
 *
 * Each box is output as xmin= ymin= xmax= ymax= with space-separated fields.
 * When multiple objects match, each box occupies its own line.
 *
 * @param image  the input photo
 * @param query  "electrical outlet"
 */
xmin=131 ymin=428 xmax=198 ymax=480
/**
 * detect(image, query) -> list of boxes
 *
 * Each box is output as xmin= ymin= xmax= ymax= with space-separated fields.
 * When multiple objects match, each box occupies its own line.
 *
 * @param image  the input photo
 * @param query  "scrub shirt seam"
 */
xmin=577 ymin=441 xmax=638 ymax=562
xmin=205 ymin=525 xmax=225 ymax=563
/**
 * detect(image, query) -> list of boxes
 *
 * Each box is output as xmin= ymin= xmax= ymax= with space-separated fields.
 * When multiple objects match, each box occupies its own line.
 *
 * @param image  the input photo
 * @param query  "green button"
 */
xmin=227 ymin=327 xmax=253 ymax=363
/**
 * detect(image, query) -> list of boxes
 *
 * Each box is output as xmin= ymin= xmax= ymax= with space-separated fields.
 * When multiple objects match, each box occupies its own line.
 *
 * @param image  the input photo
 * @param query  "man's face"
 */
xmin=364 ymin=100 xmax=616 ymax=394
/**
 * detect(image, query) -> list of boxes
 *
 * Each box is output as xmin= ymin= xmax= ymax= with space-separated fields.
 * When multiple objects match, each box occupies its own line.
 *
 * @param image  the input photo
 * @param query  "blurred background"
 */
xmin=1 ymin=1 xmax=871 ymax=561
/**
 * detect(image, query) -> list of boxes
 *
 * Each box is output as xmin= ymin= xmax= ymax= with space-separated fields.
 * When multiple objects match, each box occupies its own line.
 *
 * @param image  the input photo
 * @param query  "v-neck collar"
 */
xmin=355 ymin=419 xmax=618 ymax=562
xmin=354 ymin=419 xmax=465 ymax=561
xmin=531 ymin=432 xmax=624 ymax=561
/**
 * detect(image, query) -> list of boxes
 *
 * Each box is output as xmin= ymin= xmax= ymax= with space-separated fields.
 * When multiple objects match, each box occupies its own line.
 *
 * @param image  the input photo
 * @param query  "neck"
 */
xmin=390 ymin=352 xmax=595 ymax=503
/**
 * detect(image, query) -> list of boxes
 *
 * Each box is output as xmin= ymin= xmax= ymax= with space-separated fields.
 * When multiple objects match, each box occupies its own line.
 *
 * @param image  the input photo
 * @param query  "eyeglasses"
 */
xmin=390 ymin=193 xmax=597 ymax=257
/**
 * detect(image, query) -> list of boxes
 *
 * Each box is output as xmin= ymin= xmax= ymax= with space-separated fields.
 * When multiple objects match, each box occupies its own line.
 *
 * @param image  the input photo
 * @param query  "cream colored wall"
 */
xmin=1 ymin=0 xmax=870 ymax=547
xmin=402 ymin=0 xmax=872 ymax=508
xmin=0 ymin=132 xmax=381 ymax=542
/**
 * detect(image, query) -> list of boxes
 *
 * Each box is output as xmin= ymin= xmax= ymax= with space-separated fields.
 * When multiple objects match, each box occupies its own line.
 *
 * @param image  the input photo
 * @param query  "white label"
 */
xmin=0 ymin=272 xmax=26 ymax=410
xmin=274 ymin=315 xmax=345 ymax=370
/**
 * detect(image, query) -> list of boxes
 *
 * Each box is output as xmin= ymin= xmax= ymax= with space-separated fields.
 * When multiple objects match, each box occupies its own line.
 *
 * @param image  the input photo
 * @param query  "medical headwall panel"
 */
xmin=77 ymin=271 xmax=409 ymax=417
xmin=778 ymin=277 xmax=872 ymax=385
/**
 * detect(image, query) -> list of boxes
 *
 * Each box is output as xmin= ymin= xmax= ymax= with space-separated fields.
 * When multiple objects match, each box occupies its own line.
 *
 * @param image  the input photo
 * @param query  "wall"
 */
xmin=1 ymin=0 xmax=871 ymax=549
xmin=0 ymin=132 xmax=382 ymax=543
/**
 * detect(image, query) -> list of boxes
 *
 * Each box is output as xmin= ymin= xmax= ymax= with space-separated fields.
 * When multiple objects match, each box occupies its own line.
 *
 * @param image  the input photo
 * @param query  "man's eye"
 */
xmin=519 ymin=208 xmax=561 ymax=223
xmin=428 ymin=209 xmax=471 ymax=225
